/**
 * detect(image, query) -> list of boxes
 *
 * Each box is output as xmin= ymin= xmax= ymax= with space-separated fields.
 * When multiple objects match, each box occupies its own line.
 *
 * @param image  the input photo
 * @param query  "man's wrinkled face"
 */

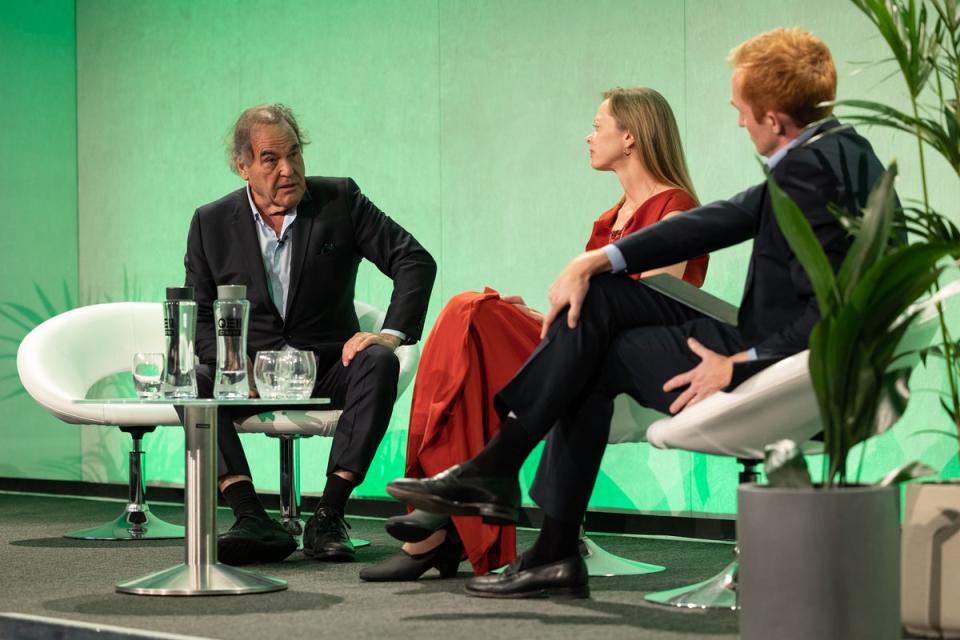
xmin=730 ymin=70 xmax=779 ymax=157
xmin=237 ymin=122 xmax=306 ymax=214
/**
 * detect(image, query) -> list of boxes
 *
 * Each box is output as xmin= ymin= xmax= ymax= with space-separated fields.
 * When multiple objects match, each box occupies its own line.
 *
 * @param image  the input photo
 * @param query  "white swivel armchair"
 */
xmin=635 ymin=284 xmax=952 ymax=610
xmin=16 ymin=302 xmax=183 ymax=540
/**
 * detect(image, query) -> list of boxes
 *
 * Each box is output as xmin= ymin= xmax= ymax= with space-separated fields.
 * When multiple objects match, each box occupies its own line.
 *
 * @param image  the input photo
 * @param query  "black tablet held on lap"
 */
xmin=639 ymin=273 xmax=739 ymax=327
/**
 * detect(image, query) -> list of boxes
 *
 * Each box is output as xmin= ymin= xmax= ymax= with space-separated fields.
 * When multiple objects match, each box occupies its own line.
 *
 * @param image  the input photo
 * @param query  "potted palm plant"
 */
xmin=738 ymin=2 xmax=960 ymax=638
xmin=831 ymin=1 xmax=960 ymax=636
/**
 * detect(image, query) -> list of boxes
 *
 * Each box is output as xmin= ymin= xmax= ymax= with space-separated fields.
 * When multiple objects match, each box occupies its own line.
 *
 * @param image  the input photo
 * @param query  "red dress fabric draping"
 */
xmin=403 ymin=189 xmax=706 ymax=575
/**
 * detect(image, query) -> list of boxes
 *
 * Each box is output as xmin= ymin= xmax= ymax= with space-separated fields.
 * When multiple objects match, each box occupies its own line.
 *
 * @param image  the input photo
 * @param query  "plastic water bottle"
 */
xmin=213 ymin=284 xmax=250 ymax=399
xmin=162 ymin=287 xmax=198 ymax=399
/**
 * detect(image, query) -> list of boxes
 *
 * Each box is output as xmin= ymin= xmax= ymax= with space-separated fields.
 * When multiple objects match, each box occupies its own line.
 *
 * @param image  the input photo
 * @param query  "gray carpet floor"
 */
xmin=0 ymin=492 xmax=740 ymax=640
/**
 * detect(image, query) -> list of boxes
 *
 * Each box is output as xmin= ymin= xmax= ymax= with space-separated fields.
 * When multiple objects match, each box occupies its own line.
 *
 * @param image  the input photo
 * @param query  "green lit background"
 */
xmin=2 ymin=0 xmax=958 ymax=515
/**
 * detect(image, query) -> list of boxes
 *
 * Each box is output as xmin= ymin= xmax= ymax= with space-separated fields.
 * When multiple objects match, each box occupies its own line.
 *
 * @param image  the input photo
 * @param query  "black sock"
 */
xmin=318 ymin=473 xmax=355 ymax=514
xmin=462 ymin=416 xmax=537 ymax=478
xmin=222 ymin=480 xmax=268 ymax=521
xmin=521 ymin=515 xmax=581 ymax=567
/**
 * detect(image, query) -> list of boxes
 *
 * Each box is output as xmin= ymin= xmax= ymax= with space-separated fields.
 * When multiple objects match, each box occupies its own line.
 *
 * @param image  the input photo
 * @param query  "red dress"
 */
xmin=403 ymin=189 xmax=705 ymax=575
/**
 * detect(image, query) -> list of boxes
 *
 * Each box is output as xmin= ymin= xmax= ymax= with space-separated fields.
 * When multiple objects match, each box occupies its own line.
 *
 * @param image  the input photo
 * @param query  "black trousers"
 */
xmin=495 ymin=274 xmax=746 ymax=523
xmin=179 ymin=345 xmax=400 ymax=483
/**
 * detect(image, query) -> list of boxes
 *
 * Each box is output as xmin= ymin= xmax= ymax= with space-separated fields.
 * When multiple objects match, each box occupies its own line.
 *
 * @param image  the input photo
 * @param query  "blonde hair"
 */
xmin=603 ymin=87 xmax=698 ymax=203
xmin=728 ymin=27 xmax=836 ymax=126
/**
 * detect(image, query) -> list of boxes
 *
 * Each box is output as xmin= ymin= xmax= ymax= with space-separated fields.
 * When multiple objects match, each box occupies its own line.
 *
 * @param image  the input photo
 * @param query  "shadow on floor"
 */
xmin=42 ymin=590 xmax=342 ymax=617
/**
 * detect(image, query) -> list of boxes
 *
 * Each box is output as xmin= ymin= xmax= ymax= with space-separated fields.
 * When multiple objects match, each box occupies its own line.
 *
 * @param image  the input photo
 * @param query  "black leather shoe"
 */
xmin=385 ymin=509 xmax=450 ymax=543
xmin=465 ymin=554 xmax=589 ymax=599
xmin=303 ymin=507 xmax=355 ymax=562
xmin=386 ymin=465 xmax=520 ymax=525
xmin=217 ymin=515 xmax=297 ymax=566
xmin=359 ymin=527 xmax=463 ymax=582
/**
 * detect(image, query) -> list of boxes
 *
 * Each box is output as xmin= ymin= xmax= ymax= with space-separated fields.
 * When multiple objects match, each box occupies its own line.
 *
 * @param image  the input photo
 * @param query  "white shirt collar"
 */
xmin=766 ymin=123 xmax=821 ymax=170
xmin=245 ymin=185 xmax=297 ymax=232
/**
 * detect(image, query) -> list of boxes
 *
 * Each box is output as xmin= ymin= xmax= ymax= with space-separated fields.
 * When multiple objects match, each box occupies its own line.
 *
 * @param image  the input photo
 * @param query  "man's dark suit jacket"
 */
xmin=184 ymin=177 xmax=436 ymax=371
xmin=612 ymin=120 xmax=885 ymax=382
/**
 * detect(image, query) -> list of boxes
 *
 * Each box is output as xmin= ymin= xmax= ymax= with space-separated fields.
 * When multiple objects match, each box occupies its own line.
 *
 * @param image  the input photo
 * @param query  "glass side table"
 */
xmin=75 ymin=397 xmax=329 ymax=596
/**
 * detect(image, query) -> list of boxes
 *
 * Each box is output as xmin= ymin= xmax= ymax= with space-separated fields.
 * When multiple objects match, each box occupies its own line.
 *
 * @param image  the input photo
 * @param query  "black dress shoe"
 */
xmin=464 ymin=554 xmax=589 ymax=599
xmin=385 ymin=509 xmax=450 ymax=543
xmin=303 ymin=507 xmax=355 ymax=562
xmin=217 ymin=515 xmax=297 ymax=566
xmin=386 ymin=465 xmax=520 ymax=525
xmin=359 ymin=527 xmax=463 ymax=582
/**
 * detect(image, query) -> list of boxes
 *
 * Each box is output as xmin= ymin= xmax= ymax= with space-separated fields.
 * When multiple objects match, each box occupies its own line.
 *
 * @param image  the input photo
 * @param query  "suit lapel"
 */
xmin=230 ymin=196 xmax=278 ymax=319
xmin=286 ymin=188 xmax=317 ymax=318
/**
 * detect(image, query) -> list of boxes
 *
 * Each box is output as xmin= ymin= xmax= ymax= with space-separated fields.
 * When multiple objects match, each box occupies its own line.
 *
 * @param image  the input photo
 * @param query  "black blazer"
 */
xmin=613 ymin=121 xmax=886 ymax=380
xmin=184 ymin=176 xmax=437 ymax=370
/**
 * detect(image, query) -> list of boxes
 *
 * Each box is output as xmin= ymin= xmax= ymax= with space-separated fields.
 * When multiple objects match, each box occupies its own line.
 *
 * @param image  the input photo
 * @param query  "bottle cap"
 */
xmin=217 ymin=284 xmax=247 ymax=300
xmin=166 ymin=287 xmax=195 ymax=301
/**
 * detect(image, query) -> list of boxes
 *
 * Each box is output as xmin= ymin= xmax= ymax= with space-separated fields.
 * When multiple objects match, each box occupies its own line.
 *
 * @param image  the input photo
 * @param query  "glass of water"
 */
xmin=253 ymin=351 xmax=284 ymax=400
xmin=132 ymin=353 xmax=164 ymax=399
xmin=278 ymin=350 xmax=317 ymax=400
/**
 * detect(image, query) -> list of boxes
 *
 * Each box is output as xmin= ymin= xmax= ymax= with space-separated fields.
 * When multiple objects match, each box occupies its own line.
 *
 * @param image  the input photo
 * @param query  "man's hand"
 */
xmin=342 ymin=331 xmax=401 ymax=367
xmin=501 ymin=295 xmax=545 ymax=324
xmin=663 ymin=338 xmax=749 ymax=414
xmin=541 ymin=250 xmax=612 ymax=339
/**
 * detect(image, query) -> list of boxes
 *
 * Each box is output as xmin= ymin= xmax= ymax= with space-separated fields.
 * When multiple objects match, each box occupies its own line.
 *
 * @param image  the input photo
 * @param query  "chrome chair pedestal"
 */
xmin=274 ymin=434 xmax=369 ymax=550
xmin=645 ymin=560 xmax=738 ymax=610
xmin=66 ymin=428 xmax=183 ymax=540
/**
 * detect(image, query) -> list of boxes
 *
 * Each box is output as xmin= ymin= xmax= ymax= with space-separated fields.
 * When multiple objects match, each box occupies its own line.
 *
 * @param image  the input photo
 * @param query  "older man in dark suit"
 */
xmin=388 ymin=28 xmax=889 ymax=598
xmin=183 ymin=104 xmax=435 ymax=566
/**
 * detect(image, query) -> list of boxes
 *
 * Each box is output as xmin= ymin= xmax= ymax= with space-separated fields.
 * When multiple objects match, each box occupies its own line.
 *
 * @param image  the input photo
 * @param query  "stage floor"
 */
xmin=0 ymin=491 xmax=740 ymax=639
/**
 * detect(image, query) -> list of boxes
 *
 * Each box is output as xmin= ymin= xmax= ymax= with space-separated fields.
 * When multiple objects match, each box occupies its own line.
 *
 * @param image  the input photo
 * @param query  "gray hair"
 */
xmin=227 ymin=104 xmax=309 ymax=174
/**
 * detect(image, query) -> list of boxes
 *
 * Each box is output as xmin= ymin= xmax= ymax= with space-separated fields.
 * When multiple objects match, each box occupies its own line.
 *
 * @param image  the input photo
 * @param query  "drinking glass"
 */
xmin=278 ymin=350 xmax=317 ymax=400
xmin=132 ymin=352 xmax=164 ymax=399
xmin=253 ymin=351 xmax=284 ymax=400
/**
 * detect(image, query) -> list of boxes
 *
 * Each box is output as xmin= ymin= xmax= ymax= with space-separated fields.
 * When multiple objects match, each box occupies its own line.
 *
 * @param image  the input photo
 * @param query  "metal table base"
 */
xmin=116 ymin=405 xmax=286 ymax=596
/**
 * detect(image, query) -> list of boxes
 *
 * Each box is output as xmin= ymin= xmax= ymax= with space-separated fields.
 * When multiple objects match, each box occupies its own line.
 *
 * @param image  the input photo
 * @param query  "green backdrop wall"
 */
xmin=3 ymin=0 xmax=959 ymax=515
xmin=0 ymin=1 xmax=80 ymax=481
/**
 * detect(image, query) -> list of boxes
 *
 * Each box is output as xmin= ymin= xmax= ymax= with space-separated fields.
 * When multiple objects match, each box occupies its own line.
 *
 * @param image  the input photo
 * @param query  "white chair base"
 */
xmin=581 ymin=536 xmax=665 ymax=577
xmin=645 ymin=560 xmax=738 ymax=610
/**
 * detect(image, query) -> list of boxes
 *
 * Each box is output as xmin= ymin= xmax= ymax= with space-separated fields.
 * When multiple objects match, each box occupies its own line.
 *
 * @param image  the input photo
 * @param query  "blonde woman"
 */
xmin=361 ymin=87 xmax=706 ymax=581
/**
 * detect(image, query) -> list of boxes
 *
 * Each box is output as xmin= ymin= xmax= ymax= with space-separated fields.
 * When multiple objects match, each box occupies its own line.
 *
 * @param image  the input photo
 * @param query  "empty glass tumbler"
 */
xmin=132 ymin=352 xmax=164 ymax=399
xmin=278 ymin=350 xmax=317 ymax=399
xmin=253 ymin=351 xmax=284 ymax=400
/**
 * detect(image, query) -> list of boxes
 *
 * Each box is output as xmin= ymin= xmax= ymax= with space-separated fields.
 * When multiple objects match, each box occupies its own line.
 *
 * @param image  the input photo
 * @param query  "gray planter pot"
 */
xmin=902 ymin=481 xmax=960 ymax=638
xmin=738 ymin=483 xmax=900 ymax=640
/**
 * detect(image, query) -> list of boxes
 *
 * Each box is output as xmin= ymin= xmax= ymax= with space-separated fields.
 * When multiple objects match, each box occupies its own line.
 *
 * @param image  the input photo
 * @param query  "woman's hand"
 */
xmin=502 ymin=295 xmax=545 ymax=324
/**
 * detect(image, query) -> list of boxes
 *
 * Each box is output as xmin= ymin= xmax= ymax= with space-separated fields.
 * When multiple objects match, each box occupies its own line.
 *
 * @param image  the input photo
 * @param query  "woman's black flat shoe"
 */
xmin=359 ymin=529 xmax=463 ymax=582
xmin=384 ymin=509 xmax=450 ymax=543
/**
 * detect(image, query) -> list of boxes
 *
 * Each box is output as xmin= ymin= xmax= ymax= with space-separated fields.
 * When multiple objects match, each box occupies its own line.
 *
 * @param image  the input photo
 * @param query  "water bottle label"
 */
xmin=164 ymin=318 xmax=174 ymax=336
xmin=217 ymin=317 xmax=242 ymax=336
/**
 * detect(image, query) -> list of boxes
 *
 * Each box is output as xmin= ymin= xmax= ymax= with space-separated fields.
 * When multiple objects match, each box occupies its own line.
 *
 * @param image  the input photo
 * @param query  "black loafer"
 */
xmin=217 ymin=515 xmax=297 ymax=566
xmin=385 ymin=509 xmax=450 ymax=543
xmin=303 ymin=507 xmax=355 ymax=562
xmin=465 ymin=554 xmax=589 ymax=599
xmin=359 ymin=527 xmax=463 ymax=582
xmin=386 ymin=465 xmax=520 ymax=525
